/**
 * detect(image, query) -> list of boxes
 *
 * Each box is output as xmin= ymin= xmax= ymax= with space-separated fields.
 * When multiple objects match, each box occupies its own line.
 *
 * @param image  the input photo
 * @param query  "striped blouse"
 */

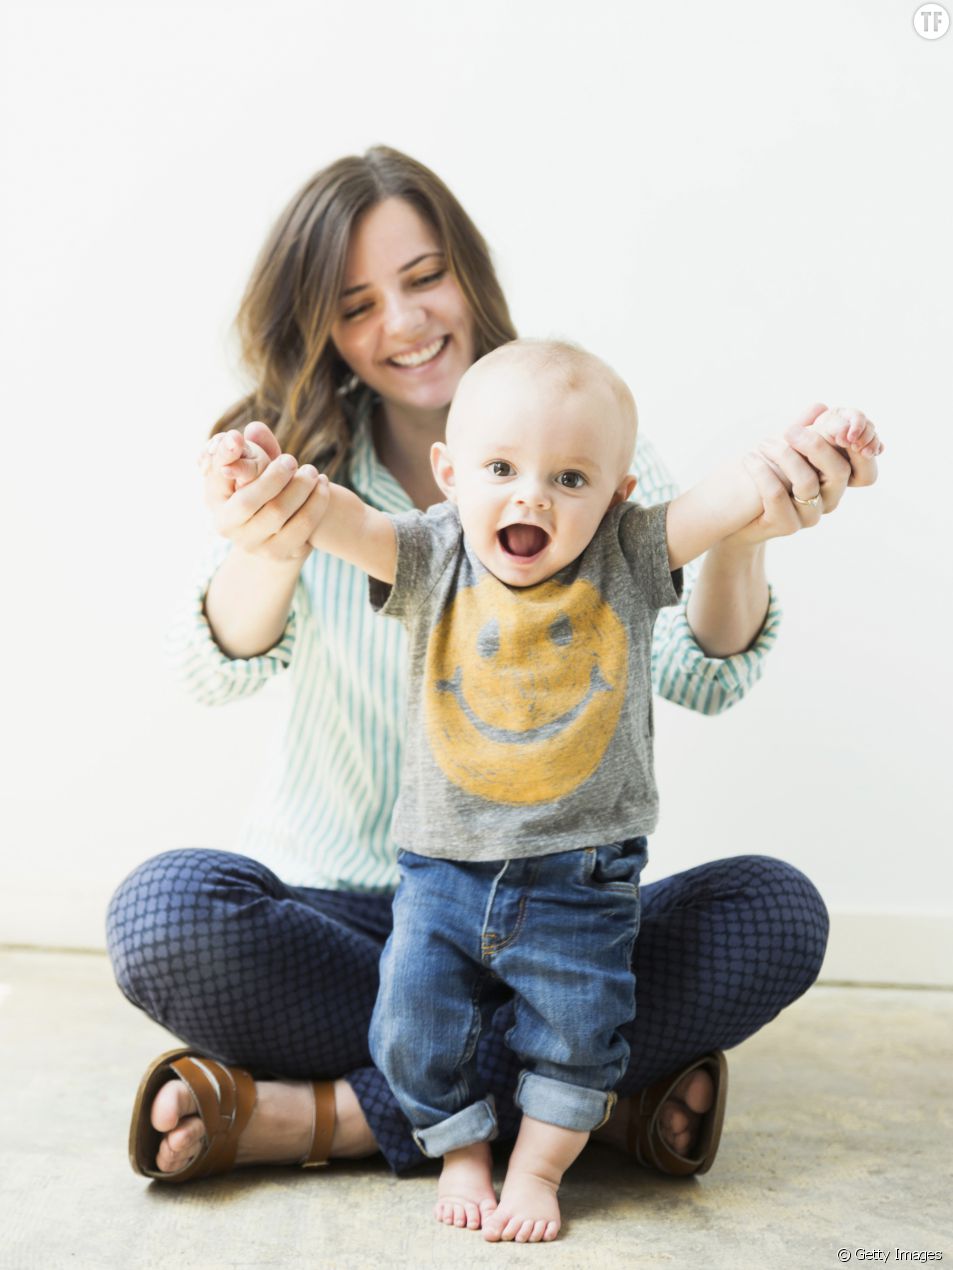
xmin=166 ymin=395 xmax=781 ymax=891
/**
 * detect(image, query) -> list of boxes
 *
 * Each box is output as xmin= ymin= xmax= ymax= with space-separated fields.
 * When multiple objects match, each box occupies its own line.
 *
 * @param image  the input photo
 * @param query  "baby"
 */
xmin=211 ymin=340 xmax=881 ymax=1243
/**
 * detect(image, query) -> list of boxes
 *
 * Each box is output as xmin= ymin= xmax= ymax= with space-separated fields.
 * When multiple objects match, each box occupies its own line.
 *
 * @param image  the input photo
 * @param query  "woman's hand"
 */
xmin=198 ymin=422 xmax=331 ymax=563
xmin=685 ymin=403 xmax=881 ymax=656
xmin=733 ymin=402 xmax=881 ymax=546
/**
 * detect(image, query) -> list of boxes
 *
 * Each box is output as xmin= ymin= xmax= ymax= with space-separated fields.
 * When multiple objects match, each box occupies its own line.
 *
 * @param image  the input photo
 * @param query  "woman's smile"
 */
xmin=387 ymin=335 xmax=450 ymax=369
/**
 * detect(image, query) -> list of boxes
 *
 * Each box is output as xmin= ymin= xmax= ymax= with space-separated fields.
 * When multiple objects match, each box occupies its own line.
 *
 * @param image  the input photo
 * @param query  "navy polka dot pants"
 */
xmin=106 ymin=848 xmax=828 ymax=1175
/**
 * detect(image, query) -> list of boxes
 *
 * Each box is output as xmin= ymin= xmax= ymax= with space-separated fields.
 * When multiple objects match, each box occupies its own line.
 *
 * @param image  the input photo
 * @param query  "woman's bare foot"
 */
xmin=150 ymin=1075 xmax=377 ymax=1173
xmin=482 ymin=1117 xmax=588 ymax=1244
xmin=591 ymin=1067 xmax=714 ymax=1158
xmin=435 ymin=1141 xmax=498 ymax=1230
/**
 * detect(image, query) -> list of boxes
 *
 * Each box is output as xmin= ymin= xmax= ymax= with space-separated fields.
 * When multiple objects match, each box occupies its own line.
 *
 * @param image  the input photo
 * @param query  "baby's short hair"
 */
xmin=453 ymin=338 xmax=638 ymax=472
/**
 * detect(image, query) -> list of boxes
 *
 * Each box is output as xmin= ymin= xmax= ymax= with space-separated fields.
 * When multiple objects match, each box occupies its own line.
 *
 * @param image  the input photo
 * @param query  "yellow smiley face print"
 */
xmin=423 ymin=575 xmax=628 ymax=805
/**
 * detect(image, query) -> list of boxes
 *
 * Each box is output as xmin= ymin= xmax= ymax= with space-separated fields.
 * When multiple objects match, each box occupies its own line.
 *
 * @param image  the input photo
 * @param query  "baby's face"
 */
xmin=433 ymin=364 xmax=636 ymax=588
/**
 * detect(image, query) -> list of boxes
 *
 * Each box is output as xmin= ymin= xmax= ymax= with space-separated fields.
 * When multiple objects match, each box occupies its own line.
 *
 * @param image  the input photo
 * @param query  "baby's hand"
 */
xmin=808 ymin=407 xmax=884 ymax=460
xmin=198 ymin=428 xmax=273 ymax=493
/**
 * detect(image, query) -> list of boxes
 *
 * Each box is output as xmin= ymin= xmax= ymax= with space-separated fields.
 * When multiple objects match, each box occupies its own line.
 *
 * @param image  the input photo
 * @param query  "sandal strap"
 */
xmin=627 ymin=1053 xmax=726 ymax=1177
xmin=169 ymin=1055 xmax=257 ymax=1179
xmin=303 ymin=1081 xmax=336 ymax=1167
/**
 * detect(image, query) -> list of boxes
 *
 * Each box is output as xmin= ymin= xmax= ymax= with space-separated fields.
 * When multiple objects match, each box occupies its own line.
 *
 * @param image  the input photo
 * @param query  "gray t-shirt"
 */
xmin=369 ymin=500 xmax=682 ymax=861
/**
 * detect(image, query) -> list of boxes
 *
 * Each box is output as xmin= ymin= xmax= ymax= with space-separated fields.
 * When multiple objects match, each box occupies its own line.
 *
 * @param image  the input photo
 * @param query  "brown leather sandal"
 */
xmin=627 ymin=1050 xmax=728 ymax=1176
xmin=129 ymin=1047 xmax=336 ymax=1182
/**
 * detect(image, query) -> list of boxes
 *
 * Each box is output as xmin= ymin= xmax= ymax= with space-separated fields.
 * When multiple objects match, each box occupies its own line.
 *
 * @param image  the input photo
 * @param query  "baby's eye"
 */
xmin=557 ymin=471 xmax=586 ymax=489
xmin=488 ymin=461 xmax=514 ymax=477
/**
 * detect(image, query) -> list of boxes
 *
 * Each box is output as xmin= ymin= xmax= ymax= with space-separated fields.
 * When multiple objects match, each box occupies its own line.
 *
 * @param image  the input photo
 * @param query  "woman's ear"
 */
xmin=431 ymin=442 xmax=458 ymax=502
xmin=608 ymin=474 xmax=637 ymax=509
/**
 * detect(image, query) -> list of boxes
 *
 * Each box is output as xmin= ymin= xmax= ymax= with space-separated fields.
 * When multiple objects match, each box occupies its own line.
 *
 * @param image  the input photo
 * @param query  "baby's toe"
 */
xmin=543 ymin=1220 xmax=560 ymax=1241
xmin=500 ymin=1214 xmax=526 ymax=1241
xmin=482 ymin=1215 xmax=504 ymax=1243
xmin=514 ymin=1218 xmax=537 ymax=1243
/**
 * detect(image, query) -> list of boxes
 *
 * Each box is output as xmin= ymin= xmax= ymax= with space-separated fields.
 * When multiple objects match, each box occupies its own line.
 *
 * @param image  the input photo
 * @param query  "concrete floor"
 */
xmin=1 ymin=951 xmax=950 ymax=1270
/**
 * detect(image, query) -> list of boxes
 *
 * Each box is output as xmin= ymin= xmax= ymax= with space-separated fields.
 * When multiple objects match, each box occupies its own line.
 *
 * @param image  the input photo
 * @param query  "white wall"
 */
xmin=1 ymin=0 xmax=950 ymax=982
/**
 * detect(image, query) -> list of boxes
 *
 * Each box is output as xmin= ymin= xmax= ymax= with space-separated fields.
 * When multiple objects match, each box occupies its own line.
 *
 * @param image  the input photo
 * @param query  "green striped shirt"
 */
xmin=167 ymin=396 xmax=781 ymax=890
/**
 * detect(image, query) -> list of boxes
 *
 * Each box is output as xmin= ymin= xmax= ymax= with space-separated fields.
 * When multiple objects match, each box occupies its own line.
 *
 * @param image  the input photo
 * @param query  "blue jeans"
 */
xmin=368 ymin=838 xmax=648 ymax=1157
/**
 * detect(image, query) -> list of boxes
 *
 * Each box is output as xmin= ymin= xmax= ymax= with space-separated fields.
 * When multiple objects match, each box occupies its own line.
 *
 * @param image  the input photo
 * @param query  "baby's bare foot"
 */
xmin=482 ymin=1117 xmax=587 ymax=1244
xmin=435 ymin=1141 xmax=498 ymax=1230
xmin=482 ymin=1167 xmax=561 ymax=1243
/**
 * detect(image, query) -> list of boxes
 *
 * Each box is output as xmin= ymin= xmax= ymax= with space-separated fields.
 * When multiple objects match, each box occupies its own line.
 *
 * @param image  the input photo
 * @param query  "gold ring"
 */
xmin=792 ymin=491 xmax=822 ymax=508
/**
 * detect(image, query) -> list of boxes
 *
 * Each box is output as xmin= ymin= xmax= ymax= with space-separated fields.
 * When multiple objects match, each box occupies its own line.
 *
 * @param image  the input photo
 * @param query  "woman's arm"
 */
xmin=635 ymin=436 xmax=772 ymax=713
xmin=675 ymin=404 xmax=882 ymax=657
xmin=665 ymin=408 xmax=880 ymax=571
xmin=642 ymin=402 xmax=880 ymax=711
xmin=164 ymin=539 xmax=302 ymax=707
xmin=200 ymin=424 xmax=331 ymax=659
xmin=204 ymin=549 xmax=305 ymax=660
xmin=685 ymin=540 xmax=769 ymax=658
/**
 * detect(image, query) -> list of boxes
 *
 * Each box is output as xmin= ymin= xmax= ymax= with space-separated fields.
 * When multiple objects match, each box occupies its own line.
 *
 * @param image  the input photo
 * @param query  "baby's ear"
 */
xmin=608 ymin=474 xmax=637 ymax=509
xmin=431 ymin=442 xmax=458 ymax=503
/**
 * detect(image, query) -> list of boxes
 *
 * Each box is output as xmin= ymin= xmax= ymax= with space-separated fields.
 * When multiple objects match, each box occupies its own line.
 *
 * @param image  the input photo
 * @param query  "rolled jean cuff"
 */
xmin=411 ymin=1094 xmax=499 ymax=1158
xmin=514 ymin=1071 xmax=617 ymax=1133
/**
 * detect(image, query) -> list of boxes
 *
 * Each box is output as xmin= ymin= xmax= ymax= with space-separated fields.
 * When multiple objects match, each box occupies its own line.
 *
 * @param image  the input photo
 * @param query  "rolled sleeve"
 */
xmin=651 ymin=561 xmax=782 ymax=715
xmin=635 ymin=434 xmax=782 ymax=716
xmin=164 ymin=541 xmax=297 ymax=707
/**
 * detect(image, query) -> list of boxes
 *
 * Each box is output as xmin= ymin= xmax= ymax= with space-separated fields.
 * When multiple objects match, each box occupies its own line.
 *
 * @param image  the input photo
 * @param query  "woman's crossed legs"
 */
xmin=106 ymin=847 xmax=828 ymax=1178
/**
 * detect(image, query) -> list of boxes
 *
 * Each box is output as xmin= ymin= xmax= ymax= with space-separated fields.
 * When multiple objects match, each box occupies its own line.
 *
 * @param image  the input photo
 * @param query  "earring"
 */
xmin=336 ymin=372 xmax=362 ymax=398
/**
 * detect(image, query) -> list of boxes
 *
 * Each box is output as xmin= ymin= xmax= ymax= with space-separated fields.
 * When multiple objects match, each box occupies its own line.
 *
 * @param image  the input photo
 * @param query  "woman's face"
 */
xmin=330 ymin=197 xmax=475 ymax=415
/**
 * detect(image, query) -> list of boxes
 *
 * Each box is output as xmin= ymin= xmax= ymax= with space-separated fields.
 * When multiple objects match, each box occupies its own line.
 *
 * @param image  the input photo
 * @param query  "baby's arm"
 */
xmin=665 ymin=407 xmax=883 ymax=569
xmin=306 ymin=483 xmax=397 ymax=584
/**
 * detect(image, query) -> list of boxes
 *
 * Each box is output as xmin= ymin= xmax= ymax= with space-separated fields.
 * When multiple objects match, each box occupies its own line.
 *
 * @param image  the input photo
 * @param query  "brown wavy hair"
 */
xmin=211 ymin=146 xmax=518 ymax=481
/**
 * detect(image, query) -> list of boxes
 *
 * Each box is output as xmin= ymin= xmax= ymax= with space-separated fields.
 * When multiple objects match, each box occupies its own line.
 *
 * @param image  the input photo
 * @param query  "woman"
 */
xmin=109 ymin=146 xmax=878 ymax=1192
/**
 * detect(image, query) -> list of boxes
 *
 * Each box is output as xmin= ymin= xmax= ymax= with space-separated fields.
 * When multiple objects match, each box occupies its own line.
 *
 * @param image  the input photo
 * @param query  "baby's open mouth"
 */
xmin=499 ymin=525 xmax=550 ymax=558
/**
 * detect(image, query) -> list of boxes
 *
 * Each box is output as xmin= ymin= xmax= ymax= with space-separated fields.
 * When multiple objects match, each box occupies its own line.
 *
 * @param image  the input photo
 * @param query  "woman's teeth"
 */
xmin=389 ymin=337 xmax=447 ymax=368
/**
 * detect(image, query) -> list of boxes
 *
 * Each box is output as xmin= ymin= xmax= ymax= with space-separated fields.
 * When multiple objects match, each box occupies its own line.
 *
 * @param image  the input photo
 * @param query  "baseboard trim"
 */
xmin=819 ymin=911 xmax=953 ymax=989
